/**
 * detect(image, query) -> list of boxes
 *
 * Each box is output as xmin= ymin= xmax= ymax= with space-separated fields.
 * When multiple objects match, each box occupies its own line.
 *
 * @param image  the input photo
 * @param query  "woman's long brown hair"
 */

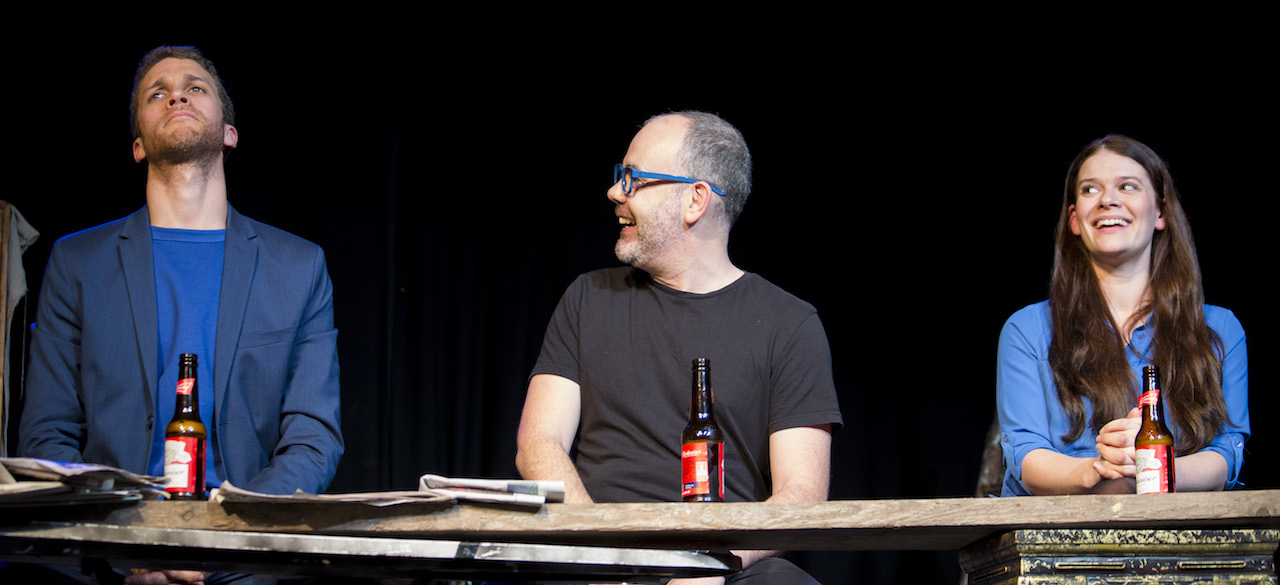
xmin=1048 ymin=135 xmax=1230 ymax=454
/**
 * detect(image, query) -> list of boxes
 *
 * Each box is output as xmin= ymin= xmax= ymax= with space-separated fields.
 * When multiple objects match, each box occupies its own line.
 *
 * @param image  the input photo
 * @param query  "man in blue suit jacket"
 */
xmin=18 ymin=46 xmax=342 ymax=501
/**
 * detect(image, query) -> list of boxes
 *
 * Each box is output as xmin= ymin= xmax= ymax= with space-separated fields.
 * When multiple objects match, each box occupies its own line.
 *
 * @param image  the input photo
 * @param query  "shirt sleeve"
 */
xmin=530 ymin=275 xmax=585 ymax=384
xmin=239 ymin=246 xmax=344 ymax=495
xmin=767 ymin=312 xmax=843 ymax=434
xmin=1201 ymin=307 xmax=1249 ymax=489
xmin=18 ymin=241 xmax=89 ymax=463
xmin=996 ymin=305 xmax=1060 ymax=495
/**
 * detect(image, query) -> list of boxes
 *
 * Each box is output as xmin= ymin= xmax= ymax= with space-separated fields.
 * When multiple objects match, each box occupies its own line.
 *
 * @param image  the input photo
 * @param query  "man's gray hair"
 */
xmin=649 ymin=111 xmax=753 ymax=228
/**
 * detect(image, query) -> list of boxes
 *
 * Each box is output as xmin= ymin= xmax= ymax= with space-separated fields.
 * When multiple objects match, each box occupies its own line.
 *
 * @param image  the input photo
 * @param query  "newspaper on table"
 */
xmin=418 ymin=474 xmax=565 ymax=506
xmin=0 ymin=457 xmax=163 ymax=489
xmin=213 ymin=481 xmax=453 ymax=507
xmin=0 ymin=457 xmax=159 ymax=506
xmin=214 ymin=475 xmax=563 ymax=509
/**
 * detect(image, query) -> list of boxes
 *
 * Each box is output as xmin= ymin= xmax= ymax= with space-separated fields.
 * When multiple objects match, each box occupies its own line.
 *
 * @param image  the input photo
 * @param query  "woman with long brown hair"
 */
xmin=997 ymin=135 xmax=1248 ymax=496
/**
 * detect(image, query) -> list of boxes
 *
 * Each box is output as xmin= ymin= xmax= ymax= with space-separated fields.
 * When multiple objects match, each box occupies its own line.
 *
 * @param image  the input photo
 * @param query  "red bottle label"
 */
xmin=176 ymin=377 xmax=195 ymax=396
xmin=681 ymin=442 xmax=723 ymax=499
xmin=164 ymin=436 xmax=202 ymax=494
xmin=1135 ymin=444 xmax=1174 ymax=494
xmin=1138 ymin=389 xmax=1159 ymax=407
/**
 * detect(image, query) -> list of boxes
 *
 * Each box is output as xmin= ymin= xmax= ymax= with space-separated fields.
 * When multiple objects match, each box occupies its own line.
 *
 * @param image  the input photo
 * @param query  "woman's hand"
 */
xmin=1094 ymin=407 xmax=1141 ymax=479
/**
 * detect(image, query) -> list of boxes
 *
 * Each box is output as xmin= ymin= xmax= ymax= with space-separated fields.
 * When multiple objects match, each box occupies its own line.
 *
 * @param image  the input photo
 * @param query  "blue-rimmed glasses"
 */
xmin=613 ymin=163 xmax=725 ymax=196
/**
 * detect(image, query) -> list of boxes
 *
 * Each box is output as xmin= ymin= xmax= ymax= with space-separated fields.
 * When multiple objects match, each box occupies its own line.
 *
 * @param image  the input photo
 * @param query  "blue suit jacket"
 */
xmin=18 ymin=205 xmax=343 ymax=495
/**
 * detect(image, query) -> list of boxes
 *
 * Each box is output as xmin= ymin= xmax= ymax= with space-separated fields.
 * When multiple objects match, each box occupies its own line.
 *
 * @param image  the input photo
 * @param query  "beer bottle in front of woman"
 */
xmin=1134 ymin=365 xmax=1176 ymax=494
xmin=682 ymin=357 xmax=724 ymax=502
xmin=164 ymin=353 xmax=207 ymax=500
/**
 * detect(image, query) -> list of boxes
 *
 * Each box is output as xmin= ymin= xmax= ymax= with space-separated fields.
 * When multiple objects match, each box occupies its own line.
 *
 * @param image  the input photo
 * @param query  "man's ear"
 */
xmin=224 ymin=124 xmax=238 ymax=149
xmin=132 ymin=137 xmax=147 ymax=163
xmin=684 ymin=182 xmax=714 ymax=226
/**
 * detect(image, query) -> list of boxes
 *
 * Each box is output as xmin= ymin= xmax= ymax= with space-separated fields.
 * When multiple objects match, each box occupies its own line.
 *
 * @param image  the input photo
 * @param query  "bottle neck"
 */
xmin=1141 ymin=391 xmax=1162 ymax=422
xmin=175 ymin=394 xmax=198 ymax=415
xmin=690 ymin=369 xmax=713 ymax=420
xmin=174 ymin=367 xmax=199 ymax=415
xmin=1140 ymin=367 xmax=1163 ymax=422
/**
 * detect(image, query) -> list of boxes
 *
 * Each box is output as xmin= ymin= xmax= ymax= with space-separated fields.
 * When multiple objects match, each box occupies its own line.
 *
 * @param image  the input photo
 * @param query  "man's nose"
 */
xmin=607 ymin=180 xmax=628 ymax=204
xmin=168 ymin=95 xmax=189 ymax=107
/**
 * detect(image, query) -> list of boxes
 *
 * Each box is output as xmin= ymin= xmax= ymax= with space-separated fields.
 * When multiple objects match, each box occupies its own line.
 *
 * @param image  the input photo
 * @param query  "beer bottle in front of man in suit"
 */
xmin=1135 ymin=365 xmax=1176 ymax=494
xmin=682 ymin=358 xmax=724 ymax=502
xmin=164 ymin=353 xmax=207 ymax=500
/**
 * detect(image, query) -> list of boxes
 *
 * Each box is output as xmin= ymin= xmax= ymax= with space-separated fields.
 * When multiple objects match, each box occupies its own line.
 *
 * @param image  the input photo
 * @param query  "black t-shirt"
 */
xmin=533 ymin=267 xmax=842 ymax=503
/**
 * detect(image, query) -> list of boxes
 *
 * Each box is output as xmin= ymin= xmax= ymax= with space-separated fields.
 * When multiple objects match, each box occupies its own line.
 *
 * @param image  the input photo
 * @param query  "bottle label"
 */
xmin=164 ymin=436 xmax=201 ymax=494
xmin=681 ymin=441 xmax=724 ymax=499
xmin=1138 ymin=389 xmax=1159 ymax=407
xmin=176 ymin=377 xmax=195 ymax=396
xmin=1135 ymin=444 xmax=1174 ymax=494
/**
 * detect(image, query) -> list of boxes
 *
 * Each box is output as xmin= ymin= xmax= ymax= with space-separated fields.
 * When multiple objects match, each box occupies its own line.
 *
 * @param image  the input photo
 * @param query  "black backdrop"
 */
xmin=5 ymin=28 xmax=1274 ymax=584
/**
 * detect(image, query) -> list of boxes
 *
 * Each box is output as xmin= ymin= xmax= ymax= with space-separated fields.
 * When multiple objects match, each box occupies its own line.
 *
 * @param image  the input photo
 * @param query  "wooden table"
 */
xmin=0 ymin=521 xmax=738 ymax=582
xmin=2 ymin=490 xmax=1277 ymax=581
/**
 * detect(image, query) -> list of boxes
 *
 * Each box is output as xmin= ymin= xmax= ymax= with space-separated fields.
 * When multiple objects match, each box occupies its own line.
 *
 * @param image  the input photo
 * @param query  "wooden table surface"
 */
xmin=16 ymin=489 xmax=1277 ymax=552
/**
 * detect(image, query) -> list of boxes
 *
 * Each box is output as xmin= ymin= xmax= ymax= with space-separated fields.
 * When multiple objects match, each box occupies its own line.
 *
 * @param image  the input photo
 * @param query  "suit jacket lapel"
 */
xmin=215 ymin=205 xmax=258 ymax=421
xmin=119 ymin=207 xmax=159 ymax=417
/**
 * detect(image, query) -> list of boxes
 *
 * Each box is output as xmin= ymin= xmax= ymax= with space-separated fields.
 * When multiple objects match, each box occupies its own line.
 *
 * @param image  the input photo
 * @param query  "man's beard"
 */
xmin=145 ymin=117 xmax=225 ymax=169
xmin=615 ymin=190 xmax=684 ymax=268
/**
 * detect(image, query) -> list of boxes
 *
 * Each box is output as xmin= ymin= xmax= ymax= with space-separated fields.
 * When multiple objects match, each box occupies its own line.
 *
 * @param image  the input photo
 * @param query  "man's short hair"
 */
xmin=653 ymin=111 xmax=753 ymax=228
xmin=129 ymin=46 xmax=235 ymax=140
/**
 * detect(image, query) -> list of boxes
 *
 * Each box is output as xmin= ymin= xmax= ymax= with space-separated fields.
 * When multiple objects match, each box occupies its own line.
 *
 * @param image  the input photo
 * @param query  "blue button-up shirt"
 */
xmin=996 ymin=301 xmax=1249 ymax=496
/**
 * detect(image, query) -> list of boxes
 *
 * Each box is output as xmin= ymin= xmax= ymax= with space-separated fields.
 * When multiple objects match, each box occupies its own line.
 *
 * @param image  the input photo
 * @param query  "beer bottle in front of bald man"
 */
xmin=164 ymin=353 xmax=207 ymax=500
xmin=1134 ymin=365 xmax=1176 ymax=494
xmin=682 ymin=357 xmax=724 ymax=502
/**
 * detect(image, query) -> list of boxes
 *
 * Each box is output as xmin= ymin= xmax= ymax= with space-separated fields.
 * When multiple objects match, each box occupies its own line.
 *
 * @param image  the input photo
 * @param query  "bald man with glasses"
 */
xmin=517 ymin=111 xmax=842 ymax=585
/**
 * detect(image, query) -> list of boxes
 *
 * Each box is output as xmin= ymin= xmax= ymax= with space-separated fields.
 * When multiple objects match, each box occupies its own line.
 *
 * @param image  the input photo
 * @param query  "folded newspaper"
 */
xmin=0 ymin=457 xmax=160 ymax=506
xmin=418 ymin=474 xmax=565 ymax=506
xmin=213 ymin=476 xmax=564 ymax=509
xmin=0 ymin=457 xmax=164 ymax=489
xmin=213 ymin=482 xmax=453 ymax=507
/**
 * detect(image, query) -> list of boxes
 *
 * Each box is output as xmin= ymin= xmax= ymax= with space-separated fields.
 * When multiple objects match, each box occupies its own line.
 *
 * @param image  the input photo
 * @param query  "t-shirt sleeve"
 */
xmin=531 ymin=275 xmax=585 ymax=384
xmin=767 ymin=312 xmax=843 ymax=434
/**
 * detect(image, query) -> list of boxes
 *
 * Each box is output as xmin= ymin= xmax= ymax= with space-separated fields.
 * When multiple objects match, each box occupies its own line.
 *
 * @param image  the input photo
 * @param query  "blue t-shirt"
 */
xmin=996 ymin=300 xmax=1249 ymax=496
xmin=147 ymin=226 xmax=224 ymax=489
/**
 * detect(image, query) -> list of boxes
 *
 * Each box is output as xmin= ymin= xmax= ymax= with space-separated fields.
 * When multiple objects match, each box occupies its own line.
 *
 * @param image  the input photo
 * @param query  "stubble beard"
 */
xmin=144 ymin=116 xmax=225 ymax=172
xmin=615 ymin=190 xmax=684 ymax=268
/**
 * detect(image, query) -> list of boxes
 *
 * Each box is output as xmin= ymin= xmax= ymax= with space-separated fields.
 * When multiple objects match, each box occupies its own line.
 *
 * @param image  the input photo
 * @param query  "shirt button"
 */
xmin=146 ymin=415 xmax=154 ymax=430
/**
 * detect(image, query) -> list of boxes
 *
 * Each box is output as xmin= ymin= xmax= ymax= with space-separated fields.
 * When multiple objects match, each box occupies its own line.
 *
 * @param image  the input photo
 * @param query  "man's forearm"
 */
xmin=515 ymin=433 xmax=593 ymax=504
xmin=728 ymin=485 xmax=824 ymax=568
xmin=515 ymin=374 xmax=590 ymax=503
xmin=727 ymin=425 xmax=833 ymax=568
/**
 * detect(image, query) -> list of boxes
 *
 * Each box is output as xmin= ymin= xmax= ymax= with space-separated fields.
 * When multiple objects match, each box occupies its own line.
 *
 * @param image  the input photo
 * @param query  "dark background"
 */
xmin=4 ymin=27 xmax=1273 ymax=584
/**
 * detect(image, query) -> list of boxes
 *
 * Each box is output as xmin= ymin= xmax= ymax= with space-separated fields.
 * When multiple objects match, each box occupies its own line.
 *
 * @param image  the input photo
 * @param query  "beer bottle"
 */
xmin=1134 ymin=365 xmax=1176 ymax=494
xmin=164 ymin=353 xmax=207 ymax=500
xmin=682 ymin=357 xmax=724 ymax=502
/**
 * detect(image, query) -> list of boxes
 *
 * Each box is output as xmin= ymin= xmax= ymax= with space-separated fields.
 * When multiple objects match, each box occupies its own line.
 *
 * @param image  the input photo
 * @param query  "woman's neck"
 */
xmin=1093 ymin=259 xmax=1152 ymax=343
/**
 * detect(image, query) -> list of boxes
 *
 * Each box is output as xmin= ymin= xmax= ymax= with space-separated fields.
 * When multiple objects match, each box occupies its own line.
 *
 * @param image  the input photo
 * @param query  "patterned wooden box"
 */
xmin=960 ymin=529 xmax=1278 ymax=585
